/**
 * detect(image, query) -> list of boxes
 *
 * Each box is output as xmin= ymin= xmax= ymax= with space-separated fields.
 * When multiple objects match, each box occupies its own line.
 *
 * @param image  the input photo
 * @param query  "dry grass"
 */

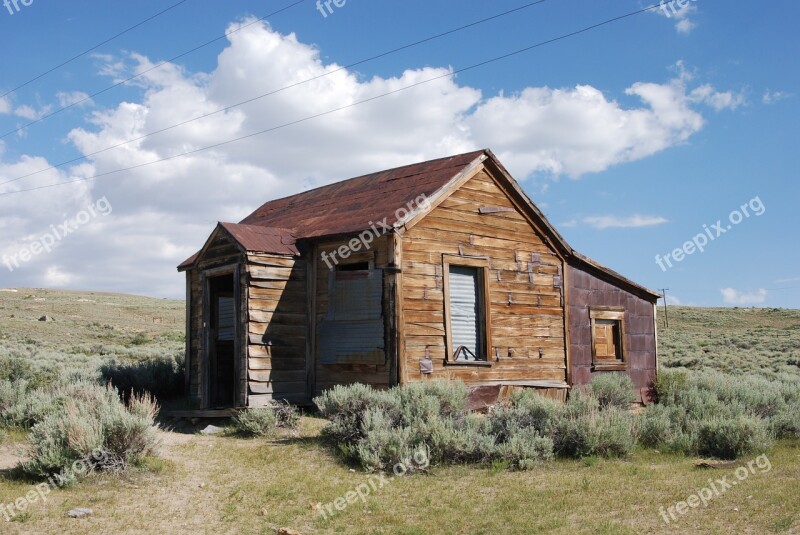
xmin=659 ymin=306 xmax=800 ymax=378
xmin=0 ymin=418 xmax=797 ymax=534
xmin=1 ymin=291 xmax=799 ymax=533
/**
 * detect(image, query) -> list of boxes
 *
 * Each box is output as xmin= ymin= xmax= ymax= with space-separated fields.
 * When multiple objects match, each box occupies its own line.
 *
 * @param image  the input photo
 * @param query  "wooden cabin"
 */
xmin=177 ymin=149 xmax=660 ymax=409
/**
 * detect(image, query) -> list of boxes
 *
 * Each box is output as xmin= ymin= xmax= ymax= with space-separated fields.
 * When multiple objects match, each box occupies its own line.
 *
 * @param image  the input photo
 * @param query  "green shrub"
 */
xmin=100 ymin=353 xmax=185 ymax=401
xmin=0 ymin=357 xmax=56 ymax=390
xmin=488 ymin=390 xmax=562 ymax=441
xmin=552 ymin=391 xmax=635 ymax=458
xmin=495 ymin=428 xmax=554 ymax=470
xmin=651 ymin=369 xmax=689 ymax=405
xmin=696 ymin=416 xmax=772 ymax=460
xmin=234 ymin=408 xmax=279 ymax=438
xmin=23 ymin=384 xmax=160 ymax=477
xmin=770 ymin=401 xmax=800 ymax=439
xmin=315 ymin=383 xmax=401 ymax=443
xmin=587 ymin=374 xmax=637 ymax=410
xmin=0 ymin=380 xmax=66 ymax=429
xmin=638 ymin=404 xmax=686 ymax=450
xmin=396 ymin=379 xmax=469 ymax=419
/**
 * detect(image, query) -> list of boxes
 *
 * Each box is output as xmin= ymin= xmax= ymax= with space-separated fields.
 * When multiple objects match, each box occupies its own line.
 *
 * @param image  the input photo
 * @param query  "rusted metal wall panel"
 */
xmin=567 ymin=264 xmax=657 ymax=390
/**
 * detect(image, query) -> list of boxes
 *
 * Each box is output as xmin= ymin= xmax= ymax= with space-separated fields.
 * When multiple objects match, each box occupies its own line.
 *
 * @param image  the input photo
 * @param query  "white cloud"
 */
xmin=56 ymin=91 xmax=93 ymax=108
xmin=44 ymin=266 xmax=74 ymax=286
xmin=720 ymin=288 xmax=768 ymax=306
xmin=0 ymin=97 xmax=10 ymax=115
xmin=774 ymin=277 xmax=800 ymax=284
xmin=0 ymin=20 xmax=739 ymax=297
xmin=762 ymin=90 xmax=791 ymax=105
xmin=655 ymin=0 xmax=699 ymax=34
xmin=689 ymin=85 xmax=746 ymax=111
xmin=583 ymin=215 xmax=668 ymax=229
xmin=14 ymin=104 xmax=52 ymax=120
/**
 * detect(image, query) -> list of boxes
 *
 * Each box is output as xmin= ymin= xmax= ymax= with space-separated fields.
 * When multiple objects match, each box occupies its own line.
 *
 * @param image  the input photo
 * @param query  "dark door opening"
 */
xmin=208 ymin=274 xmax=236 ymax=408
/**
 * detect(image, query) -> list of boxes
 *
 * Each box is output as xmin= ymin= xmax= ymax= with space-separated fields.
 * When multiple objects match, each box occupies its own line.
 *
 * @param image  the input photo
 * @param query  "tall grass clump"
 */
xmin=23 ymin=382 xmax=160 ymax=478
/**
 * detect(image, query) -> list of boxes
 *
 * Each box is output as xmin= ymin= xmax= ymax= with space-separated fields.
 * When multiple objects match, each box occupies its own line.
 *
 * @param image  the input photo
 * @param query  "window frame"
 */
xmin=589 ymin=306 xmax=627 ymax=371
xmin=442 ymin=255 xmax=493 ymax=367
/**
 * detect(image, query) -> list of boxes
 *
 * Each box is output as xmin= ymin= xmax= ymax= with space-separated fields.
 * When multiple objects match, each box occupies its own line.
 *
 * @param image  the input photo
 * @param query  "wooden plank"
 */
xmin=248 ymin=381 xmax=307 ymax=395
xmin=248 ymin=357 xmax=306 ymax=370
xmin=247 ymin=255 xmax=298 ymax=268
xmin=249 ymin=369 xmax=306 ymax=383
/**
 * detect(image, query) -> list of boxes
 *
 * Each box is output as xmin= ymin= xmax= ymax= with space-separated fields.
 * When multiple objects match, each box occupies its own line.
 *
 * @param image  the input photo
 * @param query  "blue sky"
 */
xmin=0 ymin=0 xmax=797 ymax=307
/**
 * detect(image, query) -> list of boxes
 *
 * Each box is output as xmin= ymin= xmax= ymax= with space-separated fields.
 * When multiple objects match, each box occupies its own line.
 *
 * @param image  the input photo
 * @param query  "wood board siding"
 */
xmin=400 ymin=169 xmax=568 ymax=386
xmin=567 ymin=264 xmax=657 ymax=390
xmin=246 ymin=253 xmax=308 ymax=405
xmin=313 ymin=236 xmax=392 ymax=396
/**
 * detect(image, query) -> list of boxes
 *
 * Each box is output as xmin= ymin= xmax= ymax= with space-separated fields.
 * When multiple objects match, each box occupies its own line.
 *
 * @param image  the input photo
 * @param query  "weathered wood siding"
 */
xmin=185 ymin=232 xmax=245 ymax=408
xmin=400 ymin=169 xmax=568 ymax=387
xmin=567 ymin=264 xmax=657 ymax=391
xmin=246 ymin=253 xmax=308 ymax=405
xmin=313 ymin=236 xmax=393 ymax=395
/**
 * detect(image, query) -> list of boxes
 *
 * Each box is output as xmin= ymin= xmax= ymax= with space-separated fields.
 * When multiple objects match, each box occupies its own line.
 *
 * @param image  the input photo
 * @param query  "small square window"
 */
xmin=590 ymin=308 xmax=626 ymax=371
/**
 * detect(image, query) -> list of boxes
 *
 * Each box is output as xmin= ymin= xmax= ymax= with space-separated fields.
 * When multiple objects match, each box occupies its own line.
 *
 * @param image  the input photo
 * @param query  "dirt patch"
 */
xmin=0 ymin=443 xmax=28 ymax=470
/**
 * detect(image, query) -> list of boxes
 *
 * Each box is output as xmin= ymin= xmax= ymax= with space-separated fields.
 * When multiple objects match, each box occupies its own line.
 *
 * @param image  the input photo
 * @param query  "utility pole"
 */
xmin=659 ymin=289 xmax=670 ymax=328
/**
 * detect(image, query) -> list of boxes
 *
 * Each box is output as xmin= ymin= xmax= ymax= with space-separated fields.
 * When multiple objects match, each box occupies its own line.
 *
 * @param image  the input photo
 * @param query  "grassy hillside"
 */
xmin=0 ymin=288 xmax=184 ymax=373
xmin=3 ymin=289 xmax=799 ymax=380
xmin=658 ymin=306 xmax=800 ymax=378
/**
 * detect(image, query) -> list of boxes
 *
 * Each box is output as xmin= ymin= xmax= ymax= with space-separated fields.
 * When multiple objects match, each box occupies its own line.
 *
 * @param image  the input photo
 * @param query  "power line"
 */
xmin=0 ymin=0 xmax=548 ymax=188
xmin=0 ymin=2 xmax=664 ymax=198
xmin=0 ymin=0 xmax=192 ymax=99
xmin=0 ymin=0 xmax=307 ymax=140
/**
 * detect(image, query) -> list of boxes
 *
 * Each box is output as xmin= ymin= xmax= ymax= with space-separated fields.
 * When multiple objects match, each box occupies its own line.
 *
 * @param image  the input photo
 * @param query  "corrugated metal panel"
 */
xmin=318 ymin=269 xmax=385 ymax=365
xmin=221 ymin=223 xmax=299 ymax=256
xmin=449 ymin=266 xmax=481 ymax=361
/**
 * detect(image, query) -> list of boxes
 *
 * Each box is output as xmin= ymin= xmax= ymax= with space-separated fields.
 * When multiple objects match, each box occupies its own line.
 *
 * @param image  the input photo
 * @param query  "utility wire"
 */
xmin=0 ymin=0 xmax=547 ymax=187
xmin=0 ymin=2 xmax=664 ymax=197
xmin=1 ymin=0 xmax=192 ymax=99
xmin=0 ymin=0 xmax=307 ymax=140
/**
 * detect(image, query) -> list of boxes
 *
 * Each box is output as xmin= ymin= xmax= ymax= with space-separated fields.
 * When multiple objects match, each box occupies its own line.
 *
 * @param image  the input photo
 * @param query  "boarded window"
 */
xmin=593 ymin=320 xmax=621 ymax=361
xmin=217 ymin=296 xmax=235 ymax=342
xmin=590 ymin=308 xmax=626 ymax=370
xmin=318 ymin=268 xmax=385 ymax=365
xmin=443 ymin=257 xmax=491 ymax=364
xmin=449 ymin=266 xmax=483 ymax=361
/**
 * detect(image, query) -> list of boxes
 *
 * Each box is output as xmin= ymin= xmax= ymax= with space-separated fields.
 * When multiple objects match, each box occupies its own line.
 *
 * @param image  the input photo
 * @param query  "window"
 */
xmin=317 ymin=267 xmax=385 ymax=365
xmin=443 ymin=256 xmax=492 ymax=365
xmin=590 ymin=307 xmax=626 ymax=371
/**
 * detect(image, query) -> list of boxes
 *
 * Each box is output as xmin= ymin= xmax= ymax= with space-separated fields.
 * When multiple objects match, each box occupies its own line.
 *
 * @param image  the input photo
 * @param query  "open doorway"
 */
xmin=207 ymin=274 xmax=236 ymax=408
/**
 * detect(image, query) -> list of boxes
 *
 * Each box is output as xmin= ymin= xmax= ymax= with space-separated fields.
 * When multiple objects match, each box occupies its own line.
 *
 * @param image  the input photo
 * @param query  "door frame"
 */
xmin=201 ymin=264 xmax=242 ymax=409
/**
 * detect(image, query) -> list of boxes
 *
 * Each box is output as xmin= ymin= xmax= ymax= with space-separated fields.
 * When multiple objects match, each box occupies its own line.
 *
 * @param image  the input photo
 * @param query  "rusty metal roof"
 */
xmin=176 ymin=149 xmax=660 ymax=300
xmin=220 ymin=223 xmax=299 ymax=256
xmin=239 ymin=150 xmax=487 ymax=238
